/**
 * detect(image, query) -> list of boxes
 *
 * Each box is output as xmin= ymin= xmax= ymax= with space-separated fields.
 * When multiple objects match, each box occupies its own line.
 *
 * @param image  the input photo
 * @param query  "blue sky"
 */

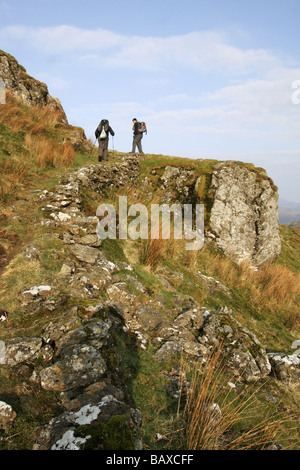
xmin=1 ymin=0 xmax=300 ymax=203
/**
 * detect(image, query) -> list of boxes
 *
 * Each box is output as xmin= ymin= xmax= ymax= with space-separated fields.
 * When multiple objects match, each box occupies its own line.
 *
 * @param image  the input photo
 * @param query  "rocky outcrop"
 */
xmin=59 ymin=154 xmax=141 ymax=194
xmin=197 ymin=307 xmax=272 ymax=382
xmin=2 ymin=293 xmax=143 ymax=449
xmin=0 ymin=49 xmax=68 ymax=122
xmin=207 ymin=162 xmax=281 ymax=266
xmin=158 ymin=161 xmax=281 ymax=266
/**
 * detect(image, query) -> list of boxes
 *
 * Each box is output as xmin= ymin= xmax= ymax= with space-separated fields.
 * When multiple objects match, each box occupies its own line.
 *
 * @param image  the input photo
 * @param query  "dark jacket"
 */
xmin=95 ymin=119 xmax=115 ymax=140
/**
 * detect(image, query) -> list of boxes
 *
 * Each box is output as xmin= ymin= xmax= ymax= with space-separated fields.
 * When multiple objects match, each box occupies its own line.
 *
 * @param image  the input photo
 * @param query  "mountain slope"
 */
xmin=0 ymin=51 xmax=299 ymax=450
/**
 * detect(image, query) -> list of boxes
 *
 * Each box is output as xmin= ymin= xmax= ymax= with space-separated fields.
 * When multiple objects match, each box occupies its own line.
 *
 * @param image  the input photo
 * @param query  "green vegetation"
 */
xmin=0 ymin=89 xmax=299 ymax=450
xmin=0 ymin=365 xmax=60 ymax=450
xmin=74 ymin=415 xmax=136 ymax=450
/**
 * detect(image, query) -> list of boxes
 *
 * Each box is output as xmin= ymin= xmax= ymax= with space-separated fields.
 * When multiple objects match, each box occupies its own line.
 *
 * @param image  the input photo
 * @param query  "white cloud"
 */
xmin=0 ymin=25 xmax=281 ymax=73
xmin=207 ymin=69 xmax=300 ymax=111
xmin=142 ymin=66 xmax=300 ymax=140
xmin=1 ymin=25 xmax=121 ymax=51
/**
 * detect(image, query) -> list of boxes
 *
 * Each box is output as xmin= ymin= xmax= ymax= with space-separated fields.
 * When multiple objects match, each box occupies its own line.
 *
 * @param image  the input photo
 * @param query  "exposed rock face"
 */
xmin=0 ymin=49 xmax=68 ymax=122
xmin=39 ymin=320 xmax=111 ymax=392
xmin=197 ymin=307 xmax=272 ymax=382
xmin=158 ymin=162 xmax=281 ymax=266
xmin=59 ymin=155 xmax=141 ymax=194
xmin=159 ymin=165 xmax=196 ymax=204
xmin=208 ymin=163 xmax=281 ymax=266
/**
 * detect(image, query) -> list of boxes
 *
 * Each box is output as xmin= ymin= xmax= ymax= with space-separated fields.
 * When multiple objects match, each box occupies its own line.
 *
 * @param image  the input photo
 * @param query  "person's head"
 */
xmin=132 ymin=118 xmax=137 ymax=123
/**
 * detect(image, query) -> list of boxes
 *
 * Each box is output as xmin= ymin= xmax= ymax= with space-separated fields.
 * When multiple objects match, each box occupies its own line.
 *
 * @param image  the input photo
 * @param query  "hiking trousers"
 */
xmin=132 ymin=134 xmax=143 ymax=153
xmin=98 ymin=137 xmax=109 ymax=161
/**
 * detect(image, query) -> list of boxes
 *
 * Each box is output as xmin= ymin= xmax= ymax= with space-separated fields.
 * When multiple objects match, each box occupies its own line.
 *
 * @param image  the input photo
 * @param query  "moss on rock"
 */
xmin=74 ymin=414 xmax=135 ymax=450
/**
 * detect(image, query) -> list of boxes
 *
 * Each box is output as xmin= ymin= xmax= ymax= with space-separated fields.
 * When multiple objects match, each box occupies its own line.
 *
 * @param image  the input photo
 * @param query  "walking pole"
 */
xmin=112 ymin=135 xmax=115 ymax=159
xmin=88 ymin=138 xmax=97 ymax=158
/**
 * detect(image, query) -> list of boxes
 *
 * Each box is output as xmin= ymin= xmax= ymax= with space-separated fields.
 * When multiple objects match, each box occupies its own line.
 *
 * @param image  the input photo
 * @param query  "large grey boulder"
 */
xmin=157 ymin=161 xmax=281 ymax=266
xmin=208 ymin=163 xmax=281 ymax=266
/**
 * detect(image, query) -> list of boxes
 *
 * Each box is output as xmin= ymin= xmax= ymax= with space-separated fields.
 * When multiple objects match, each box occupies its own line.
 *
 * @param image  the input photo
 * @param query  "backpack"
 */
xmin=138 ymin=121 xmax=147 ymax=134
xmin=100 ymin=127 xmax=107 ymax=139
xmin=97 ymin=119 xmax=109 ymax=140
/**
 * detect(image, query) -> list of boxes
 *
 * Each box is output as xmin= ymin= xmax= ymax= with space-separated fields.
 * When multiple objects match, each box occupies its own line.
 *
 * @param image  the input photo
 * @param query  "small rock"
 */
xmin=0 ymin=401 xmax=17 ymax=432
xmin=22 ymin=245 xmax=41 ymax=262
xmin=155 ymin=433 xmax=168 ymax=442
xmin=5 ymin=337 xmax=44 ymax=366
xmin=134 ymin=305 xmax=163 ymax=331
xmin=69 ymin=243 xmax=100 ymax=264
xmin=0 ymin=308 xmax=8 ymax=322
xmin=50 ymin=211 xmax=72 ymax=222
xmin=268 ymin=353 xmax=300 ymax=383
xmin=34 ymin=395 xmax=142 ymax=450
xmin=77 ymin=234 xmax=102 ymax=248
xmin=58 ymin=263 xmax=73 ymax=277
xmin=19 ymin=285 xmax=56 ymax=306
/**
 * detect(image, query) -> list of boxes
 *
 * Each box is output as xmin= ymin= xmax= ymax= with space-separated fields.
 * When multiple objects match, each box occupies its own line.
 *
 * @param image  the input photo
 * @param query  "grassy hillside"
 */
xmin=0 ymin=91 xmax=90 ymax=271
xmin=0 ymin=92 xmax=299 ymax=450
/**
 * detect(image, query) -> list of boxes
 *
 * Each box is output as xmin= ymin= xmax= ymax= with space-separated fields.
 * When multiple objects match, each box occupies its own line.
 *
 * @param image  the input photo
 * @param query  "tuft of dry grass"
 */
xmin=0 ymin=157 xmax=30 ymax=202
xmin=172 ymin=348 xmax=297 ymax=450
xmin=140 ymin=237 xmax=169 ymax=269
xmin=0 ymin=90 xmax=62 ymax=134
xmin=0 ymin=90 xmax=75 ymax=202
xmin=24 ymin=134 xmax=75 ymax=168
xmin=197 ymin=247 xmax=300 ymax=329
xmin=255 ymin=264 xmax=300 ymax=304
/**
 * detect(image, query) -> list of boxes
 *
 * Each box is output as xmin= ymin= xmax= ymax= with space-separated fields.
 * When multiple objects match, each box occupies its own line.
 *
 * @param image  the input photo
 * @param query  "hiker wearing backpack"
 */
xmin=95 ymin=119 xmax=115 ymax=161
xmin=131 ymin=118 xmax=146 ymax=154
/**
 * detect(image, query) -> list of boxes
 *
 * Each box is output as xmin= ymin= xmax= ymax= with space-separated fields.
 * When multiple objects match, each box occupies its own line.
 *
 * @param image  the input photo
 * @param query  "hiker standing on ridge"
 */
xmin=131 ymin=118 xmax=146 ymax=154
xmin=95 ymin=119 xmax=115 ymax=161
